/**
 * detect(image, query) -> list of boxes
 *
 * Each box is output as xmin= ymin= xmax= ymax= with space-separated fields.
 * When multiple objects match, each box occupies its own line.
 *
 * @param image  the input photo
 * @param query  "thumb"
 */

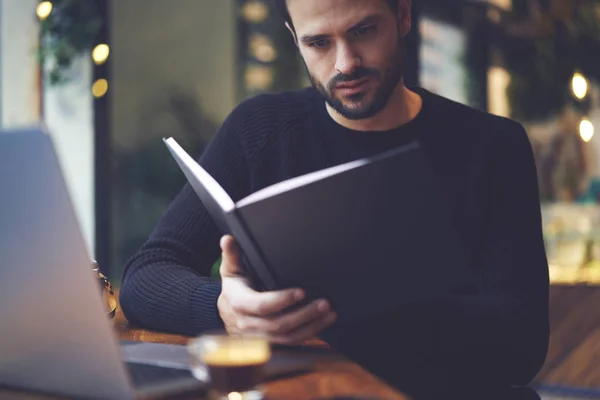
xmin=219 ymin=235 xmax=243 ymax=278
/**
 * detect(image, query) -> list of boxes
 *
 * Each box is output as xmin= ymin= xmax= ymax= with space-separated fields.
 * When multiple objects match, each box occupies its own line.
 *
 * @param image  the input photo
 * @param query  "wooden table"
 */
xmin=0 ymin=307 xmax=408 ymax=400
xmin=533 ymin=283 xmax=600 ymax=391
xmin=115 ymin=311 xmax=408 ymax=399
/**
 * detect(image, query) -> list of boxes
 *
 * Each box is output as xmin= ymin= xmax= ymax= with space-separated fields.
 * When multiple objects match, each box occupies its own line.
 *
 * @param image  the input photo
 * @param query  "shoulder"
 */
xmin=215 ymin=87 xmax=317 ymax=154
xmin=223 ymin=87 xmax=316 ymax=131
xmin=416 ymin=87 xmax=530 ymax=150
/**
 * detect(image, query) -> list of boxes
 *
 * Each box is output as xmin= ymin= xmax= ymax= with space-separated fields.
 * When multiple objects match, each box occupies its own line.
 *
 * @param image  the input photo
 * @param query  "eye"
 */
xmin=352 ymin=25 xmax=376 ymax=36
xmin=308 ymin=39 xmax=330 ymax=49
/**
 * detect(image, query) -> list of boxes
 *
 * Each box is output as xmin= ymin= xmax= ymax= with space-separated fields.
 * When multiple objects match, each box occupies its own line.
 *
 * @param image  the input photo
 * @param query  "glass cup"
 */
xmin=187 ymin=332 xmax=271 ymax=400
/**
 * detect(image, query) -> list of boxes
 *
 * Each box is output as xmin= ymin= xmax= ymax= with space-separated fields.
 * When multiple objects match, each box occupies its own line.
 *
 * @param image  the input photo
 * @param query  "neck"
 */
xmin=325 ymin=83 xmax=422 ymax=132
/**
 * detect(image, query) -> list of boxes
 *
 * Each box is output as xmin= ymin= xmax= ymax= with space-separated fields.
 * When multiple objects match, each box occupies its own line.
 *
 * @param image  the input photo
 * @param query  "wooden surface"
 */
xmin=534 ymin=284 xmax=600 ymax=390
xmin=0 ymin=306 xmax=408 ymax=400
xmin=5 ymin=284 xmax=598 ymax=398
xmin=113 ymin=311 xmax=408 ymax=399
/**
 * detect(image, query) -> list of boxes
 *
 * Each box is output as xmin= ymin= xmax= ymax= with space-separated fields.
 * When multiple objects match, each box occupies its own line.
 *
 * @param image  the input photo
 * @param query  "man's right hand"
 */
xmin=216 ymin=235 xmax=337 ymax=345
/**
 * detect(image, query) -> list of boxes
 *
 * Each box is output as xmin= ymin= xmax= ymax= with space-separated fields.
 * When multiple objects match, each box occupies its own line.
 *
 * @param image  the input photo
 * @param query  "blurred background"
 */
xmin=2 ymin=0 xmax=600 ymax=396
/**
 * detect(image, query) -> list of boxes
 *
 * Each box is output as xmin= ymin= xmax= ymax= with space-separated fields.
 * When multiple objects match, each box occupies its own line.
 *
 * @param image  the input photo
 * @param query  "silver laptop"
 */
xmin=0 ymin=127 xmax=207 ymax=399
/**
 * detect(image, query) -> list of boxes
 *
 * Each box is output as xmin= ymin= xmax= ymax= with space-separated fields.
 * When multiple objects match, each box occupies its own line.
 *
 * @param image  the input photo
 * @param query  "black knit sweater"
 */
xmin=120 ymin=87 xmax=549 ymax=396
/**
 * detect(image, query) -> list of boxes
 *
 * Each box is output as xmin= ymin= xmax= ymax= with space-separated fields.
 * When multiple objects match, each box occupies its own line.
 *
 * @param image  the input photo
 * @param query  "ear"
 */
xmin=285 ymin=22 xmax=299 ymax=46
xmin=398 ymin=0 xmax=412 ymax=37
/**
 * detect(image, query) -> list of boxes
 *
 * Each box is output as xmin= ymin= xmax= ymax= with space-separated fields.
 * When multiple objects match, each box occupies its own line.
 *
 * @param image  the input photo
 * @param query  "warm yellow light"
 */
xmin=580 ymin=119 xmax=594 ymax=142
xmin=249 ymin=34 xmax=277 ymax=63
xmin=487 ymin=67 xmax=511 ymax=117
xmin=36 ymin=1 xmax=52 ymax=20
xmin=242 ymin=0 xmax=269 ymax=23
xmin=228 ymin=393 xmax=242 ymax=400
xmin=245 ymin=65 xmax=273 ymax=90
xmin=92 ymin=44 xmax=110 ymax=65
xmin=92 ymin=79 xmax=108 ymax=98
xmin=572 ymin=72 xmax=588 ymax=100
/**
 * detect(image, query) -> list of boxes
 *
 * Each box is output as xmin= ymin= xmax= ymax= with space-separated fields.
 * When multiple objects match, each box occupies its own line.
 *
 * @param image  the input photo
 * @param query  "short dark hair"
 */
xmin=271 ymin=0 xmax=400 ymax=30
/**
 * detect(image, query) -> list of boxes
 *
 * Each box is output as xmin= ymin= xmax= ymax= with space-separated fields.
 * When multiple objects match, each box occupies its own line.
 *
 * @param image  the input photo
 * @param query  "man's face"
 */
xmin=287 ymin=0 xmax=411 ymax=120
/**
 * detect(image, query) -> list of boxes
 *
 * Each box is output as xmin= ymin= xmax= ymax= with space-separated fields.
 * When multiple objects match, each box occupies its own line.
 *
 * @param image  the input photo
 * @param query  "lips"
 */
xmin=334 ymin=77 xmax=371 ymax=96
xmin=336 ymin=77 xmax=370 ymax=89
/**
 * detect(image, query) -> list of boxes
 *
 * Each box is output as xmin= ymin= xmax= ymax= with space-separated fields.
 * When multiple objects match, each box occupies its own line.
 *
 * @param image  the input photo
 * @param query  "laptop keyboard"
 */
xmin=125 ymin=362 xmax=195 ymax=388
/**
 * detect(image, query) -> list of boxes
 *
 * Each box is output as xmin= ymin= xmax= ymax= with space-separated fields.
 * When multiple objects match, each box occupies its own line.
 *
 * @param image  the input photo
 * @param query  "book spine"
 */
xmin=223 ymin=210 xmax=279 ymax=291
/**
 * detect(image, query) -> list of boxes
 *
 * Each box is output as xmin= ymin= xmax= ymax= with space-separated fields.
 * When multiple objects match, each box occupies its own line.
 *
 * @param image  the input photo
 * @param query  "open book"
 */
xmin=164 ymin=137 xmax=474 ymax=325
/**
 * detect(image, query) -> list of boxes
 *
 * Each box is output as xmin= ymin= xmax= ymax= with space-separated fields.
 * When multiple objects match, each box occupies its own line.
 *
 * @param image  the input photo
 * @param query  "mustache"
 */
xmin=327 ymin=67 xmax=379 ymax=91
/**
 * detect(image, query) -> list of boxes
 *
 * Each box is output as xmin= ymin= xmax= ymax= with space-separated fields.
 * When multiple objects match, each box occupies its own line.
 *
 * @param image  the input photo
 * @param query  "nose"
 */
xmin=334 ymin=43 xmax=360 ymax=76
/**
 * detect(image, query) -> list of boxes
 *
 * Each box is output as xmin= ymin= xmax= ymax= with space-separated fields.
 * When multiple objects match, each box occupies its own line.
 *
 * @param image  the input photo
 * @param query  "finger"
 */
xmin=270 ymin=312 xmax=337 ymax=345
xmin=222 ymin=276 xmax=257 ymax=306
xmin=219 ymin=235 xmax=243 ymax=277
xmin=239 ymin=299 xmax=330 ymax=335
xmin=273 ymin=299 xmax=330 ymax=333
xmin=229 ymin=284 xmax=305 ymax=317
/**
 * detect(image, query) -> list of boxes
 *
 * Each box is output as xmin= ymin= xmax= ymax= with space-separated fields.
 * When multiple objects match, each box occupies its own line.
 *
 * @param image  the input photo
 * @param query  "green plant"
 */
xmin=37 ymin=0 xmax=104 ymax=85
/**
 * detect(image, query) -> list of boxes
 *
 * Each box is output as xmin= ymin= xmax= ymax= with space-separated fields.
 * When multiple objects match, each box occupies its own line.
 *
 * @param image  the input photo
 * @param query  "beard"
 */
xmin=305 ymin=37 xmax=405 ymax=121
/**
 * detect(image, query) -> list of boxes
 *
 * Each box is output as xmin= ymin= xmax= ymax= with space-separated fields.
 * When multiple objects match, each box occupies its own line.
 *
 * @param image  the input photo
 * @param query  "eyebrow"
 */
xmin=299 ymin=13 xmax=382 ymax=44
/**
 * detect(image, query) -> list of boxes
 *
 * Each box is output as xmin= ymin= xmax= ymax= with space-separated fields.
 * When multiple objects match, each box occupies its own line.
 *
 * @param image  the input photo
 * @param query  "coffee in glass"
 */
xmin=188 ymin=333 xmax=271 ymax=400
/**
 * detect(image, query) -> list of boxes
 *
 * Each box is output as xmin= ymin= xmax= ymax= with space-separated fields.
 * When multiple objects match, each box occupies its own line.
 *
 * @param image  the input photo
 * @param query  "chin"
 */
xmin=340 ymin=98 xmax=387 ymax=120
xmin=338 ymin=95 xmax=372 ymax=109
xmin=342 ymin=101 xmax=375 ymax=114
xmin=325 ymin=90 xmax=382 ymax=120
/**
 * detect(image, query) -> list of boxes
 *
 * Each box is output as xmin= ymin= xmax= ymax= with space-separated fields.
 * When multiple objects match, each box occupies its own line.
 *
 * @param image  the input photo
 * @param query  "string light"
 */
xmin=92 ymin=44 xmax=110 ymax=65
xmin=249 ymin=34 xmax=277 ymax=63
xmin=242 ymin=1 xmax=269 ymax=23
xmin=572 ymin=72 xmax=588 ymax=100
xmin=36 ymin=1 xmax=53 ymax=20
xmin=92 ymin=79 xmax=108 ymax=98
xmin=580 ymin=118 xmax=594 ymax=143
xmin=245 ymin=65 xmax=273 ymax=90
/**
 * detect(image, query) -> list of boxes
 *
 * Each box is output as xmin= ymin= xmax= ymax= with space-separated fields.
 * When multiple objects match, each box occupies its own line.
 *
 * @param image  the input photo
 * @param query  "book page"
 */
xmin=164 ymin=137 xmax=236 ymax=212
xmin=236 ymin=158 xmax=368 ymax=208
xmin=235 ymin=141 xmax=420 ymax=209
